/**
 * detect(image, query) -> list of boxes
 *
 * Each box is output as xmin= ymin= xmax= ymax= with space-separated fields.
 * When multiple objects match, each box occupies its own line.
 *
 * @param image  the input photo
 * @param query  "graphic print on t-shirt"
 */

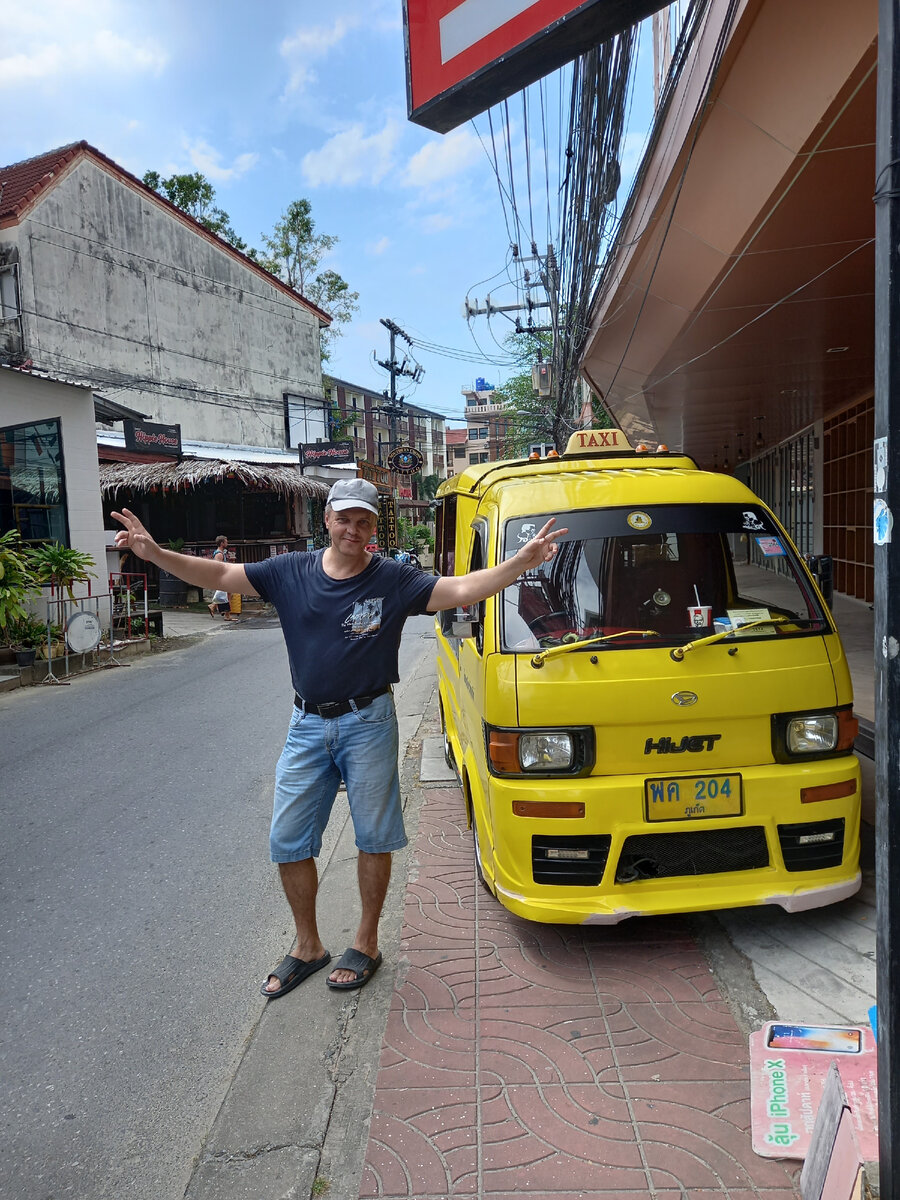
xmin=343 ymin=597 xmax=383 ymax=639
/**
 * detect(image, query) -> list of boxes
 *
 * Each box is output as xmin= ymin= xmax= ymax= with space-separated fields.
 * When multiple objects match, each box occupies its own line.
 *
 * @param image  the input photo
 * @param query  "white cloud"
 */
xmin=302 ymin=121 xmax=401 ymax=187
xmin=420 ymin=212 xmax=458 ymax=233
xmin=402 ymin=127 xmax=484 ymax=188
xmin=187 ymin=140 xmax=259 ymax=184
xmin=0 ymin=1 xmax=167 ymax=88
xmin=280 ymin=16 xmax=359 ymax=93
xmin=367 ymin=236 xmax=391 ymax=255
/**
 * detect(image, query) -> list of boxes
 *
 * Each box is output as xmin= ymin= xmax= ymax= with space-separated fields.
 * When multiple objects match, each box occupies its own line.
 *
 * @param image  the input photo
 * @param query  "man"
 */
xmin=112 ymin=479 xmax=564 ymax=997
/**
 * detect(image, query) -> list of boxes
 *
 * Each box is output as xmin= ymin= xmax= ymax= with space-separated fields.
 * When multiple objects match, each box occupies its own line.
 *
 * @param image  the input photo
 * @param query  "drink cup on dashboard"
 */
xmin=688 ymin=605 xmax=712 ymax=628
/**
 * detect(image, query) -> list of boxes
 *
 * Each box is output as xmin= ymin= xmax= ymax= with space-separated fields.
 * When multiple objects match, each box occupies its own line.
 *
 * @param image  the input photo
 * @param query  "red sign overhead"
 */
xmin=404 ymin=0 xmax=660 ymax=132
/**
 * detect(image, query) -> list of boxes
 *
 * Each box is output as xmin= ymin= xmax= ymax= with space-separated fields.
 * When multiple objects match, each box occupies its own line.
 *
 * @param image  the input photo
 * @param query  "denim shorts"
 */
xmin=270 ymin=690 xmax=407 ymax=861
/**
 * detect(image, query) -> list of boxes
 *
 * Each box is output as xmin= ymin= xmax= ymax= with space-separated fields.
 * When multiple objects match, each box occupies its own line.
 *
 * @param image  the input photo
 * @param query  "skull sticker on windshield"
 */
xmin=742 ymin=511 xmax=766 ymax=531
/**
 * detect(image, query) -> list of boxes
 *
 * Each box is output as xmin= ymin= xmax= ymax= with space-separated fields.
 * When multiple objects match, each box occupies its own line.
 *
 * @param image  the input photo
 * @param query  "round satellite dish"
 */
xmin=66 ymin=610 xmax=103 ymax=653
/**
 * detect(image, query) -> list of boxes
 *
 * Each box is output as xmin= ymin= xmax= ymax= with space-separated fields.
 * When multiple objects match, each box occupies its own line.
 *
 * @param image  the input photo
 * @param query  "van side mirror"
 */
xmin=442 ymin=604 xmax=479 ymax=639
xmin=805 ymin=554 xmax=833 ymax=608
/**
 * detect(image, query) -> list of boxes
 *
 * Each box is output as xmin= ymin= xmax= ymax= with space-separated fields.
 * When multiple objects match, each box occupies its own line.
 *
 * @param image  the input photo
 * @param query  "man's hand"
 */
xmin=111 ymin=508 xmax=159 ymax=563
xmin=513 ymin=518 xmax=568 ymax=571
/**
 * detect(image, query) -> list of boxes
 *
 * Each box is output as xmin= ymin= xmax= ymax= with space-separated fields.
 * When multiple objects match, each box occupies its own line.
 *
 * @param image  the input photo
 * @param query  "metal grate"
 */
xmin=532 ymin=836 xmax=612 ymax=886
xmin=615 ymin=827 xmax=770 ymax=882
xmin=777 ymin=818 xmax=845 ymax=872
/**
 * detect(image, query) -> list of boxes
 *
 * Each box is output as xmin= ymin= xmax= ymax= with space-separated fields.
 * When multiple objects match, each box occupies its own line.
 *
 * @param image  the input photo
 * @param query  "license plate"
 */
xmin=644 ymin=774 xmax=743 ymax=821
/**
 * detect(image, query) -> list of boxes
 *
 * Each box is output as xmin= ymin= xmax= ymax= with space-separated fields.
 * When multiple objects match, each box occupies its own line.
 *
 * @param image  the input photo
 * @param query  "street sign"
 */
xmin=404 ymin=0 xmax=661 ymax=132
xmin=387 ymin=445 xmax=424 ymax=474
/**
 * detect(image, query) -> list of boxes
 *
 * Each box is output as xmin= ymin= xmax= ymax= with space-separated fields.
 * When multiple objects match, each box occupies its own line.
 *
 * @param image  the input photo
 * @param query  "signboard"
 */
xmin=378 ymin=495 xmax=400 ymax=550
xmin=387 ymin=445 xmax=424 ymax=474
xmin=404 ymin=0 xmax=662 ymax=132
xmin=299 ymin=440 xmax=354 ymax=468
xmin=749 ymin=1022 xmax=878 ymax=1160
xmin=123 ymin=419 xmax=181 ymax=457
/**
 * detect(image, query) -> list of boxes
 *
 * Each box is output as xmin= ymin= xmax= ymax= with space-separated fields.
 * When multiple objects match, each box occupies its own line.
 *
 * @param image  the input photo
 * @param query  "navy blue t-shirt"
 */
xmin=245 ymin=551 xmax=437 ymax=704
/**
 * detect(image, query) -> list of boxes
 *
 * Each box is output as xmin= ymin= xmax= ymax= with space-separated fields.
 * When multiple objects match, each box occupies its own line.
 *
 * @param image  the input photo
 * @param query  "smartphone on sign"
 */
xmin=766 ymin=1024 xmax=861 ymax=1053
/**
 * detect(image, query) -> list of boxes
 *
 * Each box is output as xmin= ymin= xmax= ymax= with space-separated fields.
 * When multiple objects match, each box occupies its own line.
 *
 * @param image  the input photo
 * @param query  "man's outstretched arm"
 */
xmin=111 ymin=508 xmax=259 ymax=596
xmin=426 ymin=518 xmax=566 ymax=613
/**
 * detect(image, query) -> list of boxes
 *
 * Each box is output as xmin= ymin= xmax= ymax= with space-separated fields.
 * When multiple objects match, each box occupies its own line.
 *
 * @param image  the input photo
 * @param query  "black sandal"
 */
xmin=261 ymin=952 xmax=331 ymax=999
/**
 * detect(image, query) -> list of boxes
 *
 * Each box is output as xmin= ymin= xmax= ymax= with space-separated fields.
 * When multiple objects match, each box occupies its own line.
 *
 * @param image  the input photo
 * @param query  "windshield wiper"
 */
xmin=530 ymin=629 xmax=659 ymax=669
xmin=669 ymin=616 xmax=788 ymax=662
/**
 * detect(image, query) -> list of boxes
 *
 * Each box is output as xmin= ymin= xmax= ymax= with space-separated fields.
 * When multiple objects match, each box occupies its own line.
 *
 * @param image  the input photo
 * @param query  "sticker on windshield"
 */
xmin=627 ymin=511 xmax=652 ymax=530
xmin=742 ymin=511 xmax=766 ymax=530
xmin=755 ymin=536 xmax=786 ymax=557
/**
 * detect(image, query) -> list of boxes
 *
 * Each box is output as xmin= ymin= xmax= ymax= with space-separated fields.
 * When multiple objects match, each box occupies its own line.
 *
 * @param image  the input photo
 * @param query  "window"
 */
xmin=499 ymin=504 xmax=828 ymax=652
xmin=479 ymin=453 xmax=489 ymax=463
xmin=0 ymin=266 xmax=19 ymax=321
xmin=0 ymin=418 xmax=69 ymax=544
xmin=479 ymin=428 xmax=489 ymax=439
xmin=454 ymin=446 xmax=466 ymax=459
xmin=285 ymin=395 xmax=329 ymax=446
xmin=434 ymin=495 xmax=456 ymax=577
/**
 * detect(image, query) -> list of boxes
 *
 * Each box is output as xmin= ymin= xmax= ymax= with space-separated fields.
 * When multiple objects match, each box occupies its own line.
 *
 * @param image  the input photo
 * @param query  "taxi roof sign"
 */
xmin=564 ymin=428 xmax=632 ymax=454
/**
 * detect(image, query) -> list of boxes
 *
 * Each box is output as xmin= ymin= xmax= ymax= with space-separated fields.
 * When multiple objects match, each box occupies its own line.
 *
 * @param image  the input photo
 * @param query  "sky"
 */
xmin=2 ymin=0 xmax=654 ymax=428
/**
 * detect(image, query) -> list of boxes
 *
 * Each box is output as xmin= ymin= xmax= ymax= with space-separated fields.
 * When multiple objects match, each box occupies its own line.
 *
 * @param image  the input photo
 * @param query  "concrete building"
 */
xmin=0 ymin=141 xmax=330 ymax=450
xmin=0 ymin=365 xmax=112 ymax=599
xmin=458 ymin=379 xmax=512 ymax=466
xmin=0 ymin=142 xmax=334 ymax=564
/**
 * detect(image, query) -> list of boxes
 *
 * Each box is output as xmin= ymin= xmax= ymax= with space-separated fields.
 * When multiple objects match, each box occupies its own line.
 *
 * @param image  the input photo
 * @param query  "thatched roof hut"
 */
xmin=98 ymin=458 xmax=330 ymax=500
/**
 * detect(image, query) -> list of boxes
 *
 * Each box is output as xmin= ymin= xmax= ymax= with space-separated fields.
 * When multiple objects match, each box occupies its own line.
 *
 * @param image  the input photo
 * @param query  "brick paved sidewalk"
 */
xmin=359 ymin=786 xmax=802 ymax=1199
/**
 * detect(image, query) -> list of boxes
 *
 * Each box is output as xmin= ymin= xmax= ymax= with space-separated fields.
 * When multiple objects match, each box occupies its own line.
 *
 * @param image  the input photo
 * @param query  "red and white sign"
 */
xmin=404 ymin=0 xmax=660 ymax=132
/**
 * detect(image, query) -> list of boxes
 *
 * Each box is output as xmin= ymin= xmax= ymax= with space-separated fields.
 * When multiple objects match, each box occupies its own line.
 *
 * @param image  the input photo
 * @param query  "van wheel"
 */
xmin=471 ymin=814 xmax=492 ymax=894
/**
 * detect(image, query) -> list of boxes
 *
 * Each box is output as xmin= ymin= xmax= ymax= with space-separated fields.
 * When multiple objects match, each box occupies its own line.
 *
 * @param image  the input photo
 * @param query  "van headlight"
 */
xmin=772 ymin=706 xmax=857 ymax=761
xmin=486 ymin=726 xmax=594 ymax=776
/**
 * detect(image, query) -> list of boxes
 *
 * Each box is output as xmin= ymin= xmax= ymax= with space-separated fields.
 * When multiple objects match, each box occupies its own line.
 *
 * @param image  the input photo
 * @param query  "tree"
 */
xmin=259 ymin=199 xmax=359 ymax=362
xmin=142 ymin=170 xmax=253 ymax=255
xmin=491 ymin=330 xmax=610 ymax=455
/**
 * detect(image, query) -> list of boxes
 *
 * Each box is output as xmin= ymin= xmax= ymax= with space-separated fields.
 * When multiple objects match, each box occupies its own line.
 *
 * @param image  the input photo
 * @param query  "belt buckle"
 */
xmin=318 ymin=701 xmax=343 ymax=719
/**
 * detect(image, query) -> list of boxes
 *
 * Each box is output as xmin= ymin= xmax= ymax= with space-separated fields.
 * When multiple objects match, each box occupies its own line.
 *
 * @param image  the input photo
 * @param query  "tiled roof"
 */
xmin=446 ymin=427 xmax=468 ymax=444
xmin=0 ymin=141 xmax=85 ymax=221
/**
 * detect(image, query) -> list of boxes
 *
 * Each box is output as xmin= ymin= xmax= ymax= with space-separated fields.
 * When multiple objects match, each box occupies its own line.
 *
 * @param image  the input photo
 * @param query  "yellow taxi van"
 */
xmin=433 ymin=429 xmax=861 ymax=924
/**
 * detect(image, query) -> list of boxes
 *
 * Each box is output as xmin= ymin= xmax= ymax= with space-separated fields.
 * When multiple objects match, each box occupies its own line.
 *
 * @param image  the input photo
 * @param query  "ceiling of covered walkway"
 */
xmin=581 ymin=0 xmax=878 ymax=467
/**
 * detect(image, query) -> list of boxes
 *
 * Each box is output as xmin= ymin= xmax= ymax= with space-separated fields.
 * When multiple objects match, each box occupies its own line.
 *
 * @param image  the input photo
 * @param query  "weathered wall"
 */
xmin=4 ymin=158 xmax=324 ymax=448
xmin=0 ymin=369 xmax=108 ymax=599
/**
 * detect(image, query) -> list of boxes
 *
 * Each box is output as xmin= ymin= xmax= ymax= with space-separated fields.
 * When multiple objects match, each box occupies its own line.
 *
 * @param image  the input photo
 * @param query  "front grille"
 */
xmin=778 ymin=818 xmax=845 ymax=872
xmin=614 ymin=827 xmax=769 ymax=882
xmin=532 ymin=835 xmax=611 ymax=886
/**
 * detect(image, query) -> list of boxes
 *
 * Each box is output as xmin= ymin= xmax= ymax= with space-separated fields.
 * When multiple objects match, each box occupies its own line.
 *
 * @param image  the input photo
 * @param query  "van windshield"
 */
xmin=501 ymin=504 xmax=830 ymax=652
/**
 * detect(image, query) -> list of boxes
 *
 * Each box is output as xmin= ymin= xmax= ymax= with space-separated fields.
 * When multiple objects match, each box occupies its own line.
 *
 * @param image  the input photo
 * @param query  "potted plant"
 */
xmin=28 ymin=541 xmax=97 ymax=599
xmin=6 ymin=614 xmax=47 ymax=667
xmin=0 ymin=530 xmax=39 ymax=641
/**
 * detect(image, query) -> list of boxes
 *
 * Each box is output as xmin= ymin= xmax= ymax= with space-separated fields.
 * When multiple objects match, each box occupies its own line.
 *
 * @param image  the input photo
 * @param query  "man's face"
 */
xmin=325 ymin=507 xmax=378 ymax=554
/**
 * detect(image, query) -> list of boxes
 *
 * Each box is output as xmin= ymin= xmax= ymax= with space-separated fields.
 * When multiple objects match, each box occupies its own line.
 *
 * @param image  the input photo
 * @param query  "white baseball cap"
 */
xmin=326 ymin=478 xmax=380 ymax=516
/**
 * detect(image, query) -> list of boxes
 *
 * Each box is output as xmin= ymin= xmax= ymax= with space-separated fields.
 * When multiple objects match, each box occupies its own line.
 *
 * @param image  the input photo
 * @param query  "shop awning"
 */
xmin=99 ymin=458 xmax=330 ymax=500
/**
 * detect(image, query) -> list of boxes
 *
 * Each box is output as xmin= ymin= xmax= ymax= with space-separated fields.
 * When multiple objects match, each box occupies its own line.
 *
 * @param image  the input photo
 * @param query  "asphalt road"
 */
xmin=0 ymin=616 xmax=430 ymax=1200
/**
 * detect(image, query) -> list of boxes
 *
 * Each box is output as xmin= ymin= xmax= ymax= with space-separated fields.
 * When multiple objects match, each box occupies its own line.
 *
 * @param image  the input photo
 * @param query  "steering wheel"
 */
xmin=527 ymin=611 xmax=569 ymax=633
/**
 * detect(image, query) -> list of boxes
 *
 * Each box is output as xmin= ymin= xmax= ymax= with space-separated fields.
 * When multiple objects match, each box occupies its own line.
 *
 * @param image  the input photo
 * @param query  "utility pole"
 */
xmin=376 ymin=318 xmax=421 ymax=454
xmin=873 ymin=0 xmax=900 ymax=1191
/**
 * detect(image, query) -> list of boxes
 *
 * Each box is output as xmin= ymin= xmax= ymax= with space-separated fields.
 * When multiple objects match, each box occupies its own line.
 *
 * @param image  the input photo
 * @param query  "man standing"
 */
xmin=112 ymin=479 xmax=564 ymax=997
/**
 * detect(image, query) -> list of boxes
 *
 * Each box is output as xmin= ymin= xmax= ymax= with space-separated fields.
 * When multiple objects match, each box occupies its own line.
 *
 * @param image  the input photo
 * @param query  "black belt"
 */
xmin=294 ymin=684 xmax=391 ymax=719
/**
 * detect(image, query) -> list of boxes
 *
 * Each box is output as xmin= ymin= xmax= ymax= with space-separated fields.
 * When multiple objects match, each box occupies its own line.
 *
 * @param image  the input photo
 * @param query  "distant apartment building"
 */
xmin=452 ymin=378 xmax=512 ymax=471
